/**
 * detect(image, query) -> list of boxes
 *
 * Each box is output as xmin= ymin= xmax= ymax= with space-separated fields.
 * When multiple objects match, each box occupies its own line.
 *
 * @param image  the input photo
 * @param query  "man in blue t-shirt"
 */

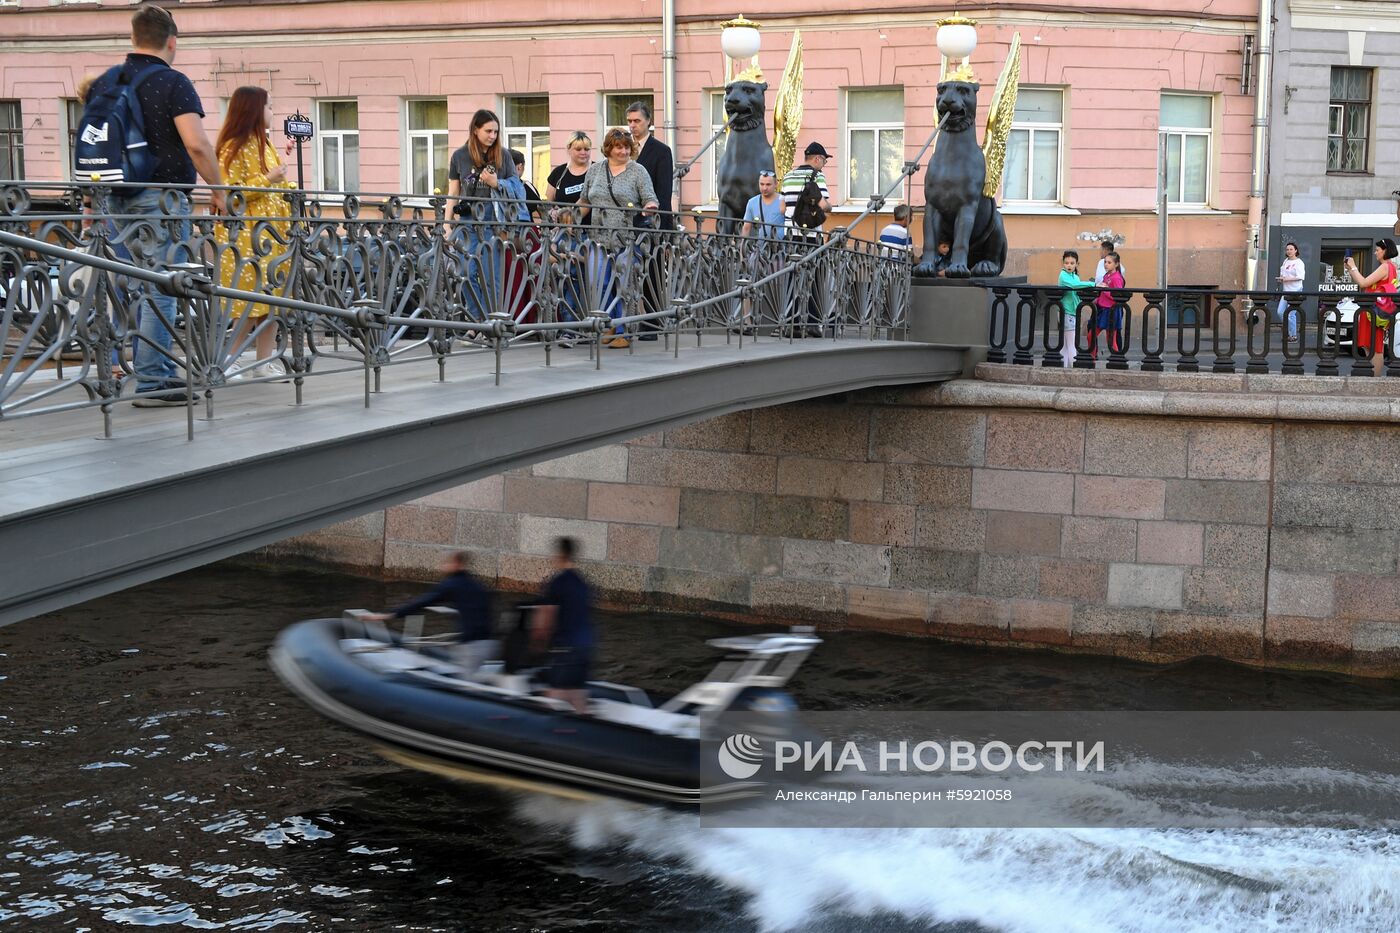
xmin=740 ymin=171 xmax=787 ymax=240
xmin=531 ymin=536 xmax=595 ymax=714
xmin=90 ymin=4 xmax=224 ymax=405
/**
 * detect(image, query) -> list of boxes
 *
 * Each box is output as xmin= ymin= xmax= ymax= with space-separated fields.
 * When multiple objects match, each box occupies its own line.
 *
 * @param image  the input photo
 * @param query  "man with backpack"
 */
xmin=781 ymin=142 xmax=832 ymax=230
xmin=79 ymin=4 xmax=224 ymax=406
xmin=780 ymin=142 xmax=833 ymax=336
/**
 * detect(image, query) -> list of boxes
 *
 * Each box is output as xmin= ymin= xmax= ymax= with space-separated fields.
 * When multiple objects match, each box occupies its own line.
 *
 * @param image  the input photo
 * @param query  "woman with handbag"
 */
xmin=1345 ymin=237 xmax=1400 ymax=376
xmin=447 ymin=109 xmax=522 ymax=218
xmin=576 ymin=128 xmax=658 ymax=348
xmin=448 ymin=110 xmax=528 ymax=321
xmin=546 ymin=131 xmax=594 ymax=227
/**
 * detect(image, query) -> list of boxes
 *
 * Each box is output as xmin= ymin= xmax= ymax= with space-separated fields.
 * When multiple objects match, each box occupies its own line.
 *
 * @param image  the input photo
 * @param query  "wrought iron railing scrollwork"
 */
xmin=0 ymin=180 xmax=912 ymax=438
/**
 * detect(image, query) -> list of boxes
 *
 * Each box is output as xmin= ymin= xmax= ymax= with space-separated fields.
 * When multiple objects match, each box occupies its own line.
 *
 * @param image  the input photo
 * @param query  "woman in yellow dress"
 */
xmin=215 ymin=86 xmax=295 ymax=375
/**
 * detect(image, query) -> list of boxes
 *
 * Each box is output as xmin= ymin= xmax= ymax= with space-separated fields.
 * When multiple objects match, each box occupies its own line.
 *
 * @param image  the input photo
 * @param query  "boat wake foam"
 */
xmin=514 ymin=794 xmax=1400 ymax=932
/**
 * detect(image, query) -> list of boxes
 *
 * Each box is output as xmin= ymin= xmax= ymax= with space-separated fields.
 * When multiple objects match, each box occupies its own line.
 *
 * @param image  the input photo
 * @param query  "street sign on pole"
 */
xmin=283 ymin=113 xmax=314 ymax=190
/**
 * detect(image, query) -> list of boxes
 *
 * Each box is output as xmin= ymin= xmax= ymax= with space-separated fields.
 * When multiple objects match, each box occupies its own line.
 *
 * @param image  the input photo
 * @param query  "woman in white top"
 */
xmin=1274 ymin=241 xmax=1305 ymax=342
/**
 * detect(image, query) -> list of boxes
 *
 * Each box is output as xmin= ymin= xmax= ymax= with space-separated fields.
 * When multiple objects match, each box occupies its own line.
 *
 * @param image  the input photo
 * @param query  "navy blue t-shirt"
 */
xmin=543 ymin=568 xmax=593 ymax=650
xmin=90 ymin=53 xmax=204 ymax=186
xmin=391 ymin=572 xmax=494 ymax=642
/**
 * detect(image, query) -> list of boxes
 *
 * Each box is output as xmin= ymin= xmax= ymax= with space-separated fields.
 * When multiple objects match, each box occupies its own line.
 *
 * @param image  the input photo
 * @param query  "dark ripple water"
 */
xmin=3 ymin=564 xmax=1400 ymax=932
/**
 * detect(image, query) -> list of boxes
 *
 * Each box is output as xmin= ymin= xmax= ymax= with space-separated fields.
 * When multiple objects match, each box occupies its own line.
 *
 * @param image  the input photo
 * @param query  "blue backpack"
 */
xmin=72 ymin=63 xmax=164 ymax=186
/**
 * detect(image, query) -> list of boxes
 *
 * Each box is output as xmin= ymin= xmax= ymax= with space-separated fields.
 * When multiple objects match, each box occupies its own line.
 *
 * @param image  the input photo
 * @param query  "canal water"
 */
xmin=3 ymin=564 xmax=1400 ymax=931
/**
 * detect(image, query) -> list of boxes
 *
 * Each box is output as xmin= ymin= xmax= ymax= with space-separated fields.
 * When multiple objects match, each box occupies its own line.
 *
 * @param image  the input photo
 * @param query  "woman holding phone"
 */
xmin=448 ymin=109 xmax=519 ymax=218
xmin=1273 ymin=241 xmax=1305 ymax=344
xmin=1345 ymin=238 xmax=1400 ymax=376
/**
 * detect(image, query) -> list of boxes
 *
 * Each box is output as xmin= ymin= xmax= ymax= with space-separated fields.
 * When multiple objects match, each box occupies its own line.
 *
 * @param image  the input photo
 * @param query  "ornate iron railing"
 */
xmin=0 ymin=181 xmax=912 ymax=438
xmin=988 ymin=284 xmax=1400 ymax=377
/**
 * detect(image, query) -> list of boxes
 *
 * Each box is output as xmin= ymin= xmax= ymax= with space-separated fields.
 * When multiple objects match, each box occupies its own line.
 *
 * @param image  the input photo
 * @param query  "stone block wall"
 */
xmin=260 ymin=374 xmax=1400 ymax=674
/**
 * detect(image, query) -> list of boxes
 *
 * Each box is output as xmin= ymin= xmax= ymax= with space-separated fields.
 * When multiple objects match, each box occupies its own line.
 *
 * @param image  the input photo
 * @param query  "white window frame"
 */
xmin=403 ymin=97 xmax=449 ymax=197
xmin=0 ymin=100 xmax=22 ymax=182
xmin=842 ymin=88 xmax=904 ymax=206
xmin=1003 ymin=86 xmax=1064 ymax=205
xmin=703 ymin=88 xmax=726 ymax=206
xmin=600 ymin=91 xmax=655 ymax=144
xmin=315 ymin=99 xmax=359 ymax=195
xmin=62 ymin=97 xmax=83 ymax=181
xmin=502 ymin=95 xmax=550 ymax=188
xmin=1159 ymin=92 xmax=1214 ymax=208
xmin=1327 ymin=66 xmax=1373 ymax=175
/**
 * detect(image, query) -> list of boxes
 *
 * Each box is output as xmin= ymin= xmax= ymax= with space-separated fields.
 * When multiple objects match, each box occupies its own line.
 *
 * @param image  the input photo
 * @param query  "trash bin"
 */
xmin=1166 ymin=285 xmax=1216 ymax=327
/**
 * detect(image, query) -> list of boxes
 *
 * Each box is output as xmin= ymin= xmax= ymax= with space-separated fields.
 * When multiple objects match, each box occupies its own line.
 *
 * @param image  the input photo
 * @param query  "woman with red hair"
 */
xmin=215 ymin=85 xmax=295 ymax=376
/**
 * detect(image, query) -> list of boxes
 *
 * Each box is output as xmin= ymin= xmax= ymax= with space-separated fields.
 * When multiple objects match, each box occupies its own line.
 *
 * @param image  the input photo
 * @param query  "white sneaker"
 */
xmin=264 ymin=358 xmax=287 ymax=377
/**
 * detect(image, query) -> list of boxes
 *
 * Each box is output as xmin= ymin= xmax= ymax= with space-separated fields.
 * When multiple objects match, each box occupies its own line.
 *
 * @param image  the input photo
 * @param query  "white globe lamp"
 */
xmin=936 ymin=12 xmax=978 ymax=80
xmin=721 ymin=15 xmax=762 ymax=81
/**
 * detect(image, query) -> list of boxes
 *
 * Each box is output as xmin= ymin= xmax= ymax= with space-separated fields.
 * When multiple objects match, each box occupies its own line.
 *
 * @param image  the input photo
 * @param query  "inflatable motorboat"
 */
xmin=269 ymin=609 xmax=821 ymax=806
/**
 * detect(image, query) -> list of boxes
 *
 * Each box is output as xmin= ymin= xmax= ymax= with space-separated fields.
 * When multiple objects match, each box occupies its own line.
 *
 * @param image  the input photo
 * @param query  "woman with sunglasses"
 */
xmin=546 ymin=131 xmax=594 ymax=226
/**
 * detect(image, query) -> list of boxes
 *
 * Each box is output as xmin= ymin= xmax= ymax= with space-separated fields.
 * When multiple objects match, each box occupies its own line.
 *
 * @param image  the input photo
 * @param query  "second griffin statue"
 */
xmin=913 ymin=78 xmax=1010 ymax=279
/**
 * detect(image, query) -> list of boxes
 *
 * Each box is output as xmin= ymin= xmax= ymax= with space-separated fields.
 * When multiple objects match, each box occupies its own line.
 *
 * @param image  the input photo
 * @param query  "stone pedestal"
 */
xmin=907 ymin=276 xmax=1026 ymax=377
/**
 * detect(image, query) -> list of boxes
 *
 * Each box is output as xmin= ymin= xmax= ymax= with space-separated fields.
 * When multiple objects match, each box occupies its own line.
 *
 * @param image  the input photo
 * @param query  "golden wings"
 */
xmin=981 ymin=32 xmax=1023 ymax=199
xmin=772 ymin=30 xmax=804 ymax=181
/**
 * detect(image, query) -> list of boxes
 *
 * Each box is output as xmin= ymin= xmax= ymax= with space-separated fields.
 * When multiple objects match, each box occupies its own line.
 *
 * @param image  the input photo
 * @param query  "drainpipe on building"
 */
xmin=662 ymin=0 xmax=678 ymax=160
xmin=1246 ymin=0 xmax=1274 ymax=291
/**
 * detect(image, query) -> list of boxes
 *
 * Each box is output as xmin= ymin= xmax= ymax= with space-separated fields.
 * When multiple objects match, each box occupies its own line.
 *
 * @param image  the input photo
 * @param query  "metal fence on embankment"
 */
xmin=988 ymin=284 xmax=1400 ymax=377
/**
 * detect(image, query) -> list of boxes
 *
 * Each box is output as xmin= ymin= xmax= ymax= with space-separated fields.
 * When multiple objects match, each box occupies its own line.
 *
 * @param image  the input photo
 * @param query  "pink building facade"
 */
xmin=0 ymin=0 xmax=1260 ymax=285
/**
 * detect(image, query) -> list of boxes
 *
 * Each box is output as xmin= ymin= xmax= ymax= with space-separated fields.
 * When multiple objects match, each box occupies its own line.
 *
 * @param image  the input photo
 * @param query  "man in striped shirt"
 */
xmin=780 ymin=142 xmax=834 ymax=336
xmin=780 ymin=142 xmax=833 ymax=231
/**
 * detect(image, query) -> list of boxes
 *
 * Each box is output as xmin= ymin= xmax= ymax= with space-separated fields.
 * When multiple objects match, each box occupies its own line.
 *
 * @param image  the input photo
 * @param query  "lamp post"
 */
xmin=720 ymin=15 xmax=762 ymax=83
xmin=935 ymin=12 xmax=978 ymax=82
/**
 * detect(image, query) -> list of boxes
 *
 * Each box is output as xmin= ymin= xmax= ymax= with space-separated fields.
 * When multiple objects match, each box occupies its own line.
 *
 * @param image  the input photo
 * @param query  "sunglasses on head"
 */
xmin=758 ymin=170 xmax=776 ymax=177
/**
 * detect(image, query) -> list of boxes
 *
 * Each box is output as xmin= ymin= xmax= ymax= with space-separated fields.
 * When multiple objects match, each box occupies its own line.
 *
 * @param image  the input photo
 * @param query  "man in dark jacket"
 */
xmin=368 ymin=551 xmax=497 ymax=671
xmin=627 ymin=101 xmax=672 ymax=338
xmin=627 ymin=101 xmax=673 ymax=230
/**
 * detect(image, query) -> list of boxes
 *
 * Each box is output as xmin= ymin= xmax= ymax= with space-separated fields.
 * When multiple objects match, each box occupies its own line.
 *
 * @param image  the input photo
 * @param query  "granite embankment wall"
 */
xmin=258 ymin=365 xmax=1400 ymax=675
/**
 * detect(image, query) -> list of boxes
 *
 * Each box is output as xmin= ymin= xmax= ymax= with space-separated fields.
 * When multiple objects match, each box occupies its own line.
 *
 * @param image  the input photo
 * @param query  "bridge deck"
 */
xmin=0 ymin=336 xmax=963 ymax=625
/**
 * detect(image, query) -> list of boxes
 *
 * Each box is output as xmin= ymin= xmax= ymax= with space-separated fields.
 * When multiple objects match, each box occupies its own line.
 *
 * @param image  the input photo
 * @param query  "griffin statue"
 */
xmin=715 ymin=30 xmax=804 ymax=236
xmin=914 ymin=33 xmax=1022 ymax=279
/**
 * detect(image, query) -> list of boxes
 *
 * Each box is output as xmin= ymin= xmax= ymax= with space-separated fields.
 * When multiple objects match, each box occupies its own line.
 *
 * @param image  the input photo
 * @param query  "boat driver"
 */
xmin=531 ymin=536 xmax=595 ymax=715
xmin=366 ymin=550 xmax=498 ymax=672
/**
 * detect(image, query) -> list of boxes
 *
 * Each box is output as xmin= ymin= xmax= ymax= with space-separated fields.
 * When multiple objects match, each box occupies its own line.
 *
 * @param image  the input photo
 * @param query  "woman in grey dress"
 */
xmin=578 ymin=128 xmax=659 ymax=230
xmin=577 ymin=128 xmax=659 ymax=347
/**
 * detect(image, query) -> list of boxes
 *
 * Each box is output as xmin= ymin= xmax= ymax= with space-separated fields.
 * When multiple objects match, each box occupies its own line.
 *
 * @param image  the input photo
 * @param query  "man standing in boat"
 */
xmin=531 ymin=537 xmax=595 ymax=715
xmin=366 ymin=551 xmax=498 ymax=671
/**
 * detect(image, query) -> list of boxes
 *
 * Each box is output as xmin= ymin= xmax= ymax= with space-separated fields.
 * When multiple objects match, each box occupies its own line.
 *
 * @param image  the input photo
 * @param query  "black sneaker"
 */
xmin=132 ymin=383 xmax=195 ymax=408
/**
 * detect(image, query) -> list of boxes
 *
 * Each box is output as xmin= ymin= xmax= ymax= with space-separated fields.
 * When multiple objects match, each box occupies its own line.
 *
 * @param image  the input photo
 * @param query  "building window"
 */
xmin=705 ymin=89 xmax=727 ymax=204
xmin=845 ymin=88 xmax=904 ymax=203
xmin=1003 ymin=87 xmax=1062 ymax=203
xmin=317 ymin=100 xmax=359 ymax=193
xmin=602 ymin=91 xmax=654 ymax=138
xmin=0 ymin=101 xmax=23 ymax=181
xmin=503 ymin=96 xmax=550 ymax=188
xmin=1159 ymin=93 xmax=1212 ymax=206
xmin=406 ymin=98 xmax=448 ymax=195
xmin=64 ymin=98 xmax=83 ymax=180
xmin=1328 ymin=67 xmax=1372 ymax=174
